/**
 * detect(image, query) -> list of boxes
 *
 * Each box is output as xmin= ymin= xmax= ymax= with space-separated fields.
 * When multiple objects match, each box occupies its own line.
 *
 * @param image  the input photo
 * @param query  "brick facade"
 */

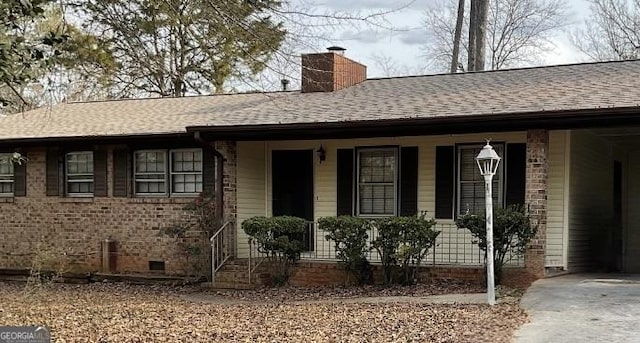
xmin=524 ymin=129 xmax=549 ymax=280
xmin=215 ymin=141 xmax=237 ymax=256
xmin=0 ymin=143 xmax=238 ymax=276
xmin=275 ymin=262 xmax=527 ymax=288
xmin=301 ymin=52 xmax=367 ymax=93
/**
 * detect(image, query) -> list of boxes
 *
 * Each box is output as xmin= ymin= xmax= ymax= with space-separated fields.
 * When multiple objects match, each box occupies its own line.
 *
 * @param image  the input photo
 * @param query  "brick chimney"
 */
xmin=301 ymin=47 xmax=367 ymax=93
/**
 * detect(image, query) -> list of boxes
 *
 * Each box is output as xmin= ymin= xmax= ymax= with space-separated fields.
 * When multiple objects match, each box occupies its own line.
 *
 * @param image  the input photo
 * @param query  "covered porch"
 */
xmin=233 ymin=130 xmax=551 ymax=272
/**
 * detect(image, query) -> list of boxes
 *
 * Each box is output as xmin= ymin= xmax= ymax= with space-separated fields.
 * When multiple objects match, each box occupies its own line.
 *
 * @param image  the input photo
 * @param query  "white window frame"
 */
xmin=133 ymin=148 xmax=203 ymax=197
xmin=65 ymin=151 xmax=94 ymax=197
xmin=356 ymin=147 xmax=398 ymax=217
xmin=169 ymin=148 xmax=203 ymax=196
xmin=456 ymin=143 xmax=504 ymax=217
xmin=0 ymin=153 xmax=14 ymax=197
xmin=134 ymin=150 xmax=168 ymax=196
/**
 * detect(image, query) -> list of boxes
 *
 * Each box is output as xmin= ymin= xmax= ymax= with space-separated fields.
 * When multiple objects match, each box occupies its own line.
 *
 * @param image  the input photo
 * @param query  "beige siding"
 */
xmin=235 ymin=132 xmax=565 ymax=265
xmin=236 ymin=141 xmax=267 ymax=258
xmin=546 ymin=130 xmax=568 ymax=267
xmin=568 ymin=130 xmax=615 ymax=272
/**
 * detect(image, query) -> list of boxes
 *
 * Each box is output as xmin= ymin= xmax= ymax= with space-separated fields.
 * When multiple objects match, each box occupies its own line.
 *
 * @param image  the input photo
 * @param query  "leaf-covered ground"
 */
xmin=0 ymin=282 xmax=527 ymax=342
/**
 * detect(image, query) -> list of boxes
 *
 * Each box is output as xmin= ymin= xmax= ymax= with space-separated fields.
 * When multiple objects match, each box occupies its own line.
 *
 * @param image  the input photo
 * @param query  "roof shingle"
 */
xmin=1 ymin=59 xmax=639 ymax=140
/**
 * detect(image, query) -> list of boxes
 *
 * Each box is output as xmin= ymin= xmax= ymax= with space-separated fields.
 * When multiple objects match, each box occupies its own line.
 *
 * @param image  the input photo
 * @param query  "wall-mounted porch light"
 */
xmin=317 ymin=145 xmax=326 ymax=163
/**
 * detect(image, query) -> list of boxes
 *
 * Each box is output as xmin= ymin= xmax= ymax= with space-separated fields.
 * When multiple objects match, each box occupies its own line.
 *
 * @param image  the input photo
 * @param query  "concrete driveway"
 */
xmin=514 ymin=274 xmax=640 ymax=343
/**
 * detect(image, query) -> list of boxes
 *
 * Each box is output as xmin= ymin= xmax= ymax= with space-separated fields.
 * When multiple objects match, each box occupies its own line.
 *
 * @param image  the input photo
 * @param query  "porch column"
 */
xmin=525 ymin=129 xmax=548 ymax=279
xmin=215 ymin=140 xmax=237 ymax=256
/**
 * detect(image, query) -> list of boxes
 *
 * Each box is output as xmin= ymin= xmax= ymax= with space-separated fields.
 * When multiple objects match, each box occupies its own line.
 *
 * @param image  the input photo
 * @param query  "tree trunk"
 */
xmin=450 ymin=0 xmax=466 ymax=73
xmin=467 ymin=0 xmax=477 ymax=72
xmin=475 ymin=0 xmax=489 ymax=71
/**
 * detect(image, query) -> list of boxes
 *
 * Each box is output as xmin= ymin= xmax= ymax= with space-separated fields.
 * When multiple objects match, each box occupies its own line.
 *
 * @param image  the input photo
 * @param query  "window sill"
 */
xmin=60 ymin=197 xmax=94 ymax=203
xmin=356 ymin=214 xmax=397 ymax=218
xmin=127 ymin=197 xmax=195 ymax=204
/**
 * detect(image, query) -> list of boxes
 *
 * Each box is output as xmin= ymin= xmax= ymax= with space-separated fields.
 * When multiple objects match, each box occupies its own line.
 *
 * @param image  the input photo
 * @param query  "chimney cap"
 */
xmin=327 ymin=46 xmax=346 ymax=54
xmin=280 ymin=79 xmax=290 ymax=91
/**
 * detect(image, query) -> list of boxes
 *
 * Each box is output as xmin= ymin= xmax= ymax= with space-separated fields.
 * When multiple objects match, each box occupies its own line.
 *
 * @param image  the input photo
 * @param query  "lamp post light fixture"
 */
xmin=476 ymin=140 xmax=501 ymax=306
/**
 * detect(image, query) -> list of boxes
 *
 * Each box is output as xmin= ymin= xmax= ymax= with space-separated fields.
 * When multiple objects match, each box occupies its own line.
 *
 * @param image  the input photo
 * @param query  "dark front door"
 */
xmin=612 ymin=160 xmax=623 ymax=272
xmin=272 ymin=150 xmax=314 ymax=250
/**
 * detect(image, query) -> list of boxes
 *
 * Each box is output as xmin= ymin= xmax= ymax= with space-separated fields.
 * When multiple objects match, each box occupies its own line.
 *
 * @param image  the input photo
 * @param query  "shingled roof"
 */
xmin=1 ymin=59 xmax=639 ymax=141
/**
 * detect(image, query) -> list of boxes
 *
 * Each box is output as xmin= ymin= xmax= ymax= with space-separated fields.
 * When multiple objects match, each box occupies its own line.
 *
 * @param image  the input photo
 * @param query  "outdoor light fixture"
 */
xmin=476 ymin=140 xmax=501 ymax=306
xmin=317 ymin=145 xmax=326 ymax=163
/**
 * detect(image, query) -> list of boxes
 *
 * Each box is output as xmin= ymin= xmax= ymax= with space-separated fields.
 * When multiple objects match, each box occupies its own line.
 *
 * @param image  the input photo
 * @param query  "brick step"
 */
xmin=209 ymin=281 xmax=258 ymax=290
xmin=214 ymin=274 xmax=269 ymax=284
xmin=0 ymin=275 xmax=28 ymax=282
xmin=218 ymin=265 xmax=250 ymax=272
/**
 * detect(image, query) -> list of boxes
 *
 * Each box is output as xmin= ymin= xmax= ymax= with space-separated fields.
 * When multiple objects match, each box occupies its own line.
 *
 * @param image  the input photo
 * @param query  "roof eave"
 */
xmin=0 ymin=132 xmax=192 ymax=146
xmin=188 ymin=106 xmax=640 ymax=140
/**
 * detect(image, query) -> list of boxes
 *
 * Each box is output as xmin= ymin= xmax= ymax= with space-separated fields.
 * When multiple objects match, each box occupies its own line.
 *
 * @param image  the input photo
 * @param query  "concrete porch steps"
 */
xmin=211 ymin=259 xmax=270 ymax=289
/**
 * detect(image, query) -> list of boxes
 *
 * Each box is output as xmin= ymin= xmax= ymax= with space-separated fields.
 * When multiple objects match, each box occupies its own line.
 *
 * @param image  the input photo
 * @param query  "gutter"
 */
xmin=186 ymin=106 xmax=640 ymax=140
xmin=193 ymin=131 xmax=225 ymax=225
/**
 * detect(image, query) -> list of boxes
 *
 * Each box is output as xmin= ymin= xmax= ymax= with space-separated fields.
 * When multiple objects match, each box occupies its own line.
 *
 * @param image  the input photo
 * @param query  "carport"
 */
xmin=563 ymin=127 xmax=640 ymax=273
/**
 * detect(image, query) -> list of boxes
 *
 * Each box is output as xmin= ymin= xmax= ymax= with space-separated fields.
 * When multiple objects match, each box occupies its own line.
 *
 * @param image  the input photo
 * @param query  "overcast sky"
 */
xmin=301 ymin=0 xmax=593 ymax=77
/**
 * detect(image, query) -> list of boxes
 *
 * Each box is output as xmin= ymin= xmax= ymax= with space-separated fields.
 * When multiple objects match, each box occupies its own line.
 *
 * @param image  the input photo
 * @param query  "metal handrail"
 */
xmin=210 ymin=221 xmax=232 ymax=285
xmin=248 ymin=237 xmax=267 ymax=285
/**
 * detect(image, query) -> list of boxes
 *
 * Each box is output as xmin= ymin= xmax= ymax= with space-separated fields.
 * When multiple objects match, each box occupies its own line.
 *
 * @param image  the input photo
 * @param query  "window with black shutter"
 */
xmin=336 ymin=146 xmax=418 ymax=217
xmin=434 ymin=142 xmax=525 ymax=219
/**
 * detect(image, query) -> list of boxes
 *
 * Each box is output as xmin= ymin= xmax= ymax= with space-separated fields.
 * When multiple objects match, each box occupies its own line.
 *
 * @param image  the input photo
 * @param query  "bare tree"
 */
xmin=451 ymin=0 xmax=466 ymax=72
xmin=573 ymin=0 xmax=640 ymax=61
xmin=424 ymin=0 xmax=569 ymax=72
xmin=468 ymin=0 xmax=478 ymax=71
xmin=475 ymin=0 xmax=489 ymax=70
xmin=371 ymin=52 xmax=404 ymax=77
xmin=370 ymin=52 xmax=427 ymax=77
xmin=55 ymin=0 xmax=412 ymax=98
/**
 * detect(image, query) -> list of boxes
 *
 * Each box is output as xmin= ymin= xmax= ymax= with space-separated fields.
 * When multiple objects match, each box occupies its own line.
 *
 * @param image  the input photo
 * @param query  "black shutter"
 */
xmin=435 ymin=146 xmax=455 ymax=219
xmin=112 ymin=148 xmax=130 ymax=197
xmin=400 ymin=147 xmax=419 ymax=216
xmin=202 ymin=149 xmax=216 ymax=195
xmin=336 ymin=149 xmax=354 ymax=216
xmin=505 ymin=143 xmax=526 ymax=206
xmin=46 ymin=148 xmax=60 ymax=196
xmin=13 ymin=155 xmax=26 ymax=197
xmin=93 ymin=148 xmax=108 ymax=197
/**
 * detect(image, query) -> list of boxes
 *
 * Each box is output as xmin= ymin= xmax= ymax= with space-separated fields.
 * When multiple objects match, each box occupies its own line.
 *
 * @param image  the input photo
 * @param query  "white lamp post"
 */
xmin=476 ymin=141 xmax=501 ymax=306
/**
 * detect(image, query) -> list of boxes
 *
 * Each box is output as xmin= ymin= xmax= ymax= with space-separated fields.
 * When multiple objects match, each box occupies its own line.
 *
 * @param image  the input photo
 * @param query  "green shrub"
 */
xmin=396 ymin=215 xmax=439 ymax=285
xmin=242 ymin=216 xmax=306 ymax=285
xmin=318 ymin=216 xmax=373 ymax=285
xmin=371 ymin=218 xmax=402 ymax=285
xmin=455 ymin=204 xmax=537 ymax=284
xmin=372 ymin=214 xmax=439 ymax=285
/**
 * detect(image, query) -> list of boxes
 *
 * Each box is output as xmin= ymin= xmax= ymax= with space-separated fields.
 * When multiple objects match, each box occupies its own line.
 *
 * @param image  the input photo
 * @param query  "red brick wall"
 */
xmin=0 ymin=143 xmax=237 ymax=276
xmin=288 ymin=262 xmax=490 ymax=287
xmin=301 ymin=52 xmax=367 ymax=93
xmin=525 ymin=129 xmax=548 ymax=279
xmin=333 ymin=54 xmax=367 ymax=91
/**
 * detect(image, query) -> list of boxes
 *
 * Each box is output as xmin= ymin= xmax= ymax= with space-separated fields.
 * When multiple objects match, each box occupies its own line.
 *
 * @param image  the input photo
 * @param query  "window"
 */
xmin=134 ymin=149 xmax=203 ymax=196
xmin=0 ymin=153 xmax=14 ymax=196
xmin=171 ymin=149 xmax=203 ymax=194
xmin=134 ymin=150 xmax=167 ymax=194
xmin=357 ymin=148 xmax=397 ymax=216
xmin=66 ymin=151 xmax=94 ymax=195
xmin=457 ymin=144 xmax=504 ymax=216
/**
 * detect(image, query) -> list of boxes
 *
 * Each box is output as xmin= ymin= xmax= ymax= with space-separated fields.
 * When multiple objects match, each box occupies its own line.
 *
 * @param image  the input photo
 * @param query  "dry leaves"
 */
xmin=0 ymin=282 xmax=527 ymax=343
xmin=206 ymin=281 xmax=486 ymax=302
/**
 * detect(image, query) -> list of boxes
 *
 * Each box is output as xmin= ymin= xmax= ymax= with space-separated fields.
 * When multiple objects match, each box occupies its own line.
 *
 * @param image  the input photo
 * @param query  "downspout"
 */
xmin=194 ymin=131 xmax=225 ymax=224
